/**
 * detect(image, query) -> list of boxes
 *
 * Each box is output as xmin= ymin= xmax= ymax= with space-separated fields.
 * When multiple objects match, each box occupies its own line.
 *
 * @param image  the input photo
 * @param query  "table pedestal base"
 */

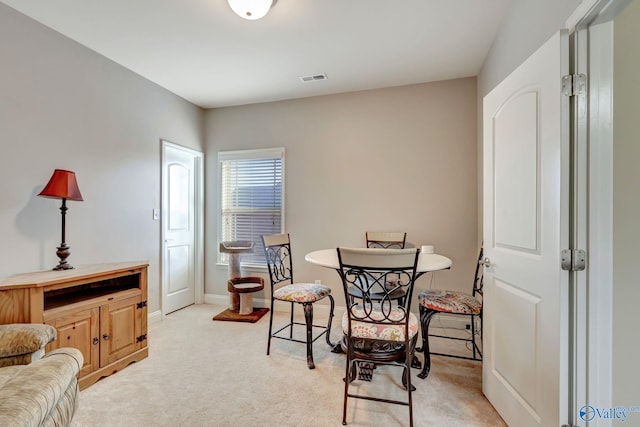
xmin=338 ymin=336 xmax=420 ymax=386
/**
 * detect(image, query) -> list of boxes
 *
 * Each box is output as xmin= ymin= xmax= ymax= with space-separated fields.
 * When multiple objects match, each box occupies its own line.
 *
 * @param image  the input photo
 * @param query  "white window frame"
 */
xmin=217 ymin=147 xmax=285 ymax=268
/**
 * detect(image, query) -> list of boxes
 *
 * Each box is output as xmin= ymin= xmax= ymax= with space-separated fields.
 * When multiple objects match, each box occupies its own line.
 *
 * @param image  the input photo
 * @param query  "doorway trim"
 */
xmin=567 ymin=0 xmax=631 ymax=423
xmin=161 ymin=139 xmax=205 ymax=316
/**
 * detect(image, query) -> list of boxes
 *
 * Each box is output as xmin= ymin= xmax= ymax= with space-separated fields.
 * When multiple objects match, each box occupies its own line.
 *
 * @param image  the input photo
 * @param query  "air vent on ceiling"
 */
xmin=299 ymin=73 xmax=328 ymax=83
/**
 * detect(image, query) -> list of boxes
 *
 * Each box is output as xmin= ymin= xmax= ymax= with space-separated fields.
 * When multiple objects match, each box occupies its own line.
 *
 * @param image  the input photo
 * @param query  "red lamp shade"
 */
xmin=38 ymin=169 xmax=84 ymax=201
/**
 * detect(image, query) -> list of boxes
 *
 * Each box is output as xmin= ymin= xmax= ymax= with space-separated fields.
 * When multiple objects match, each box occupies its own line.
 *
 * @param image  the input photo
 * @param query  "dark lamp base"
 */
xmin=53 ymin=244 xmax=74 ymax=271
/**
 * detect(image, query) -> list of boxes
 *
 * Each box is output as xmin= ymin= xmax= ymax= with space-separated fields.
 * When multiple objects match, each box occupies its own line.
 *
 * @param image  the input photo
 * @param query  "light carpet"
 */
xmin=70 ymin=304 xmax=506 ymax=427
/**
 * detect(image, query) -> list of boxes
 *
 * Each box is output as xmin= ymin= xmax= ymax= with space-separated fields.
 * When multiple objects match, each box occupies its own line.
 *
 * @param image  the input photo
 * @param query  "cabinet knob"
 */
xmin=102 ymin=334 xmax=110 ymax=341
xmin=93 ymin=337 xmax=99 ymax=345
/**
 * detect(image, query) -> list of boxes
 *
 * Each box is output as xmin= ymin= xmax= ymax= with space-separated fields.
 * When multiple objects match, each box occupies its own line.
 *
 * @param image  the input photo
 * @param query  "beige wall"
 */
xmin=478 ymin=0 xmax=581 ymax=97
xmin=613 ymin=0 xmax=640 ymax=406
xmin=3 ymin=2 xmax=479 ymax=316
xmin=477 ymin=0 xmax=581 ymax=244
xmin=0 ymin=4 xmax=204 ymax=313
xmin=478 ymin=0 xmax=640 ymax=413
xmin=205 ymin=78 xmax=479 ymax=307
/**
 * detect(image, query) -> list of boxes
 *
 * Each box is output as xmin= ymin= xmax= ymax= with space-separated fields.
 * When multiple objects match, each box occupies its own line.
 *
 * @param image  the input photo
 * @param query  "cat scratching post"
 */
xmin=219 ymin=241 xmax=260 ymax=314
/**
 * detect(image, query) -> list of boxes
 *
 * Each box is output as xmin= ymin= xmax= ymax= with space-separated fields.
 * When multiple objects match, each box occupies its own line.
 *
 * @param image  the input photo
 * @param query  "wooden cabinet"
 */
xmin=0 ymin=262 xmax=148 ymax=389
xmin=45 ymin=306 xmax=99 ymax=378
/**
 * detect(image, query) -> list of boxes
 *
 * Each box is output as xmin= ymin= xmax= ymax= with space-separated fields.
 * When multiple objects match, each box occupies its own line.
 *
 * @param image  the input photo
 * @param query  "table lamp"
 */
xmin=38 ymin=169 xmax=84 ymax=270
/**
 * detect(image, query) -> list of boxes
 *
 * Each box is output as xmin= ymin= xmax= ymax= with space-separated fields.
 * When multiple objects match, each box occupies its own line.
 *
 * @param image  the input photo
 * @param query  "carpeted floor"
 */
xmin=70 ymin=304 xmax=506 ymax=427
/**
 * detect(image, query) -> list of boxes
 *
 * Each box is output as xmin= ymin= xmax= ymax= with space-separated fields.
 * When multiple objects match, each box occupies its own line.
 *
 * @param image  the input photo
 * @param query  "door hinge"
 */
xmin=561 ymin=249 xmax=586 ymax=271
xmin=562 ymin=73 xmax=586 ymax=97
xmin=136 ymin=334 xmax=147 ymax=343
xmin=136 ymin=300 xmax=148 ymax=309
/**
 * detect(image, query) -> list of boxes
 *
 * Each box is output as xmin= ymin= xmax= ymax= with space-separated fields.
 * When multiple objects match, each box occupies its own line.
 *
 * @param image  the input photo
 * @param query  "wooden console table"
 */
xmin=0 ymin=261 xmax=149 ymax=389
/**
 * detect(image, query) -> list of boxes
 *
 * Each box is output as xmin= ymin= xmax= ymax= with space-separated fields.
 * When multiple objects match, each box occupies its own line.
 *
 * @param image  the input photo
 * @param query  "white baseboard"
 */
xmin=148 ymin=310 xmax=162 ymax=324
xmin=204 ymin=293 xmax=234 ymax=306
xmin=156 ymin=294 xmax=340 ymax=321
xmin=429 ymin=313 xmax=476 ymax=331
xmin=202 ymin=293 xmax=474 ymax=331
xmin=204 ymin=293 xmax=343 ymax=318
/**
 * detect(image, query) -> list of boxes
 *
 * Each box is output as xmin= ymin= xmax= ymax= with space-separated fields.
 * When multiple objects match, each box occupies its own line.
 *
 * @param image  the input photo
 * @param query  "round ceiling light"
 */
xmin=227 ymin=0 xmax=275 ymax=20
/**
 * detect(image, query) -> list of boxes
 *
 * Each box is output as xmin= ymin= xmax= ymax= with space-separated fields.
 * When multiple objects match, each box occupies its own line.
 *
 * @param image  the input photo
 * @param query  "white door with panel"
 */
xmin=162 ymin=142 xmax=202 ymax=314
xmin=482 ymin=32 xmax=569 ymax=427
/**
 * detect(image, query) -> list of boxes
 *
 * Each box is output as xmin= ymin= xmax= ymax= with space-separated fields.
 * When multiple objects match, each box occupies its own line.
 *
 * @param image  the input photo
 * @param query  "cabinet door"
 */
xmin=45 ymin=307 xmax=100 ymax=377
xmin=100 ymin=295 xmax=143 ymax=366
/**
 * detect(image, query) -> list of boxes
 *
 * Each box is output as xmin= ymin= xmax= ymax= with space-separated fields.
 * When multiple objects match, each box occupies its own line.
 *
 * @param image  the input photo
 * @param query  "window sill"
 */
xmin=216 ymin=263 xmax=268 ymax=274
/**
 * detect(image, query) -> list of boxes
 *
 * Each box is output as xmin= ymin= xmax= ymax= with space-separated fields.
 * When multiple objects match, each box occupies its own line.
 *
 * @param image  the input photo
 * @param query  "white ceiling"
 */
xmin=2 ymin=0 xmax=511 ymax=108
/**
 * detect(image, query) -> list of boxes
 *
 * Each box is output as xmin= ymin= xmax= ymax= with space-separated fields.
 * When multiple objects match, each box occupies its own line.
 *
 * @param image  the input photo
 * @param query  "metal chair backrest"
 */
xmin=365 ymin=231 xmax=407 ymax=249
xmin=337 ymin=247 xmax=419 ymax=326
xmin=262 ymin=233 xmax=294 ymax=288
xmin=473 ymin=247 xmax=484 ymax=299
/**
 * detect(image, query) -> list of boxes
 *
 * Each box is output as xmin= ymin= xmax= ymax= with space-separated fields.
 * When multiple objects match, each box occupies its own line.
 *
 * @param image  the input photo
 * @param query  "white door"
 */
xmin=482 ymin=32 xmax=569 ymax=427
xmin=162 ymin=142 xmax=202 ymax=314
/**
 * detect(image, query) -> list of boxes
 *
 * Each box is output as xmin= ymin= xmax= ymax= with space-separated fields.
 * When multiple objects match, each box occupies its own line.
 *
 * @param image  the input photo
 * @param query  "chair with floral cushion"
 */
xmin=365 ymin=231 xmax=407 ymax=249
xmin=262 ymin=233 xmax=336 ymax=369
xmin=346 ymin=231 xmax=409 ymax=305
xmin=337 ymin=247 xmax=420 ymax=427
xmin=416 ymin=247 xmax=483 ymax=379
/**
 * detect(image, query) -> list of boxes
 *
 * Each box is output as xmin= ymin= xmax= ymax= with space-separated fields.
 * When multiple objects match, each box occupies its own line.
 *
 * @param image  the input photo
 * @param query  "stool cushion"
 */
xmin=273 ymin=283 xmax=331 ymax=303
xmin=418 ymin=289 xmax=482 ymax=315
xmin=341 ymin=306 xmax=418 ymax=342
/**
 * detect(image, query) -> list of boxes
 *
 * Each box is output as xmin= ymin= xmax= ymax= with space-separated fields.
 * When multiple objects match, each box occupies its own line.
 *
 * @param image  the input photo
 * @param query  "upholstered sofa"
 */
xmin=0 ymin=324 xmax=83 ymax=427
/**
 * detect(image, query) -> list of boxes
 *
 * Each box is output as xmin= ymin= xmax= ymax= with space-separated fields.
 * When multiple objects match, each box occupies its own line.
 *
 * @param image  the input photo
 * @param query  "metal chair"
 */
xmin=337 ymin=247 xmax=420 ymax=427
xmin=262 ymin=233 xmax=336 ymax=369
xmin=416 ymin=247 xmax=483 ymax=379
xmin=365 ymin=231 xmax=407 ymax=249
xmin=348 ymin=231 xmax=408 ymax=304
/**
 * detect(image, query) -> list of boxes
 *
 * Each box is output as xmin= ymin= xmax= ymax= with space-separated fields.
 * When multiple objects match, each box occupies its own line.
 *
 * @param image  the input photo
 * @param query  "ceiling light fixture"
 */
xmin=227 ymin=0 xmax=276 ymax=20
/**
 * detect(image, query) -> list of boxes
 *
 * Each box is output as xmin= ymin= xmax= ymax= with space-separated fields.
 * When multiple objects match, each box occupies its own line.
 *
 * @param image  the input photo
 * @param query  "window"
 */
xmin=218 ymin=148 xmax=284 ymax=267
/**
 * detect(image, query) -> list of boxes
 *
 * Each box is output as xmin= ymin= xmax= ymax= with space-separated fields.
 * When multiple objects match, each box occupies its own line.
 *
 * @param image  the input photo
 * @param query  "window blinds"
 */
xmin=218 ymin=148 xmax=284 ymax=266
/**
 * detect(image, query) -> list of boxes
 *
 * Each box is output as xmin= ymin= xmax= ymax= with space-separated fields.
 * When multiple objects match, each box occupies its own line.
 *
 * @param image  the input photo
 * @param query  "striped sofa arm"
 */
xmin=0 ymin=324 xmax=57 ymax=368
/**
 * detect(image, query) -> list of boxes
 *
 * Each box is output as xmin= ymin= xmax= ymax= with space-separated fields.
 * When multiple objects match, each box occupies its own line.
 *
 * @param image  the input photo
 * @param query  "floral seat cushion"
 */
xmin=342 ymin=305 xmax=419 ymax=342
xmin=418 ymin=289 xmax=482 ymax=315
xmin=273 ymin=283 xmax=331 ymax=303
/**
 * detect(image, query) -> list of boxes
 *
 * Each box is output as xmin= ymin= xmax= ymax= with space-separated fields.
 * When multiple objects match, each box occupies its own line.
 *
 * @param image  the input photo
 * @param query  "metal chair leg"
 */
xmin=471 ymin=313 xmax=478 ymax=359
xmin=406 ymin=348 xmax=414 ymax=427
xmin=418 ymin=307 xmax=436 ymax=379
xmin=267 ymin=297 xmax=275 ymax=356
xmin=325 ymin=294 xmax=336 ymax=348
xmin=303 ymin=302 xmax=315 ymax=369
xmin=402 ymin=337 xmax=418 ymax=391
xmin=289 ymin=302 xmax=294 ymax=339
xmin=342 ymin=341 xmax=352 ymax=425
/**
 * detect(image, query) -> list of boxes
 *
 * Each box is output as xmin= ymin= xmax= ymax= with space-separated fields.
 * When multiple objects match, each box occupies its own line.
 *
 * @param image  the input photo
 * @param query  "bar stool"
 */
xmin=227 ymin=277 xmax=264 ymax=315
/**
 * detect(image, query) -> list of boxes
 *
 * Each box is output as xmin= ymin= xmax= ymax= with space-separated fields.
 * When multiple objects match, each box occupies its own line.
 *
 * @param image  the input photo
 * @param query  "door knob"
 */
xmin=479 ymin=257 xmax=492 ymax=268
